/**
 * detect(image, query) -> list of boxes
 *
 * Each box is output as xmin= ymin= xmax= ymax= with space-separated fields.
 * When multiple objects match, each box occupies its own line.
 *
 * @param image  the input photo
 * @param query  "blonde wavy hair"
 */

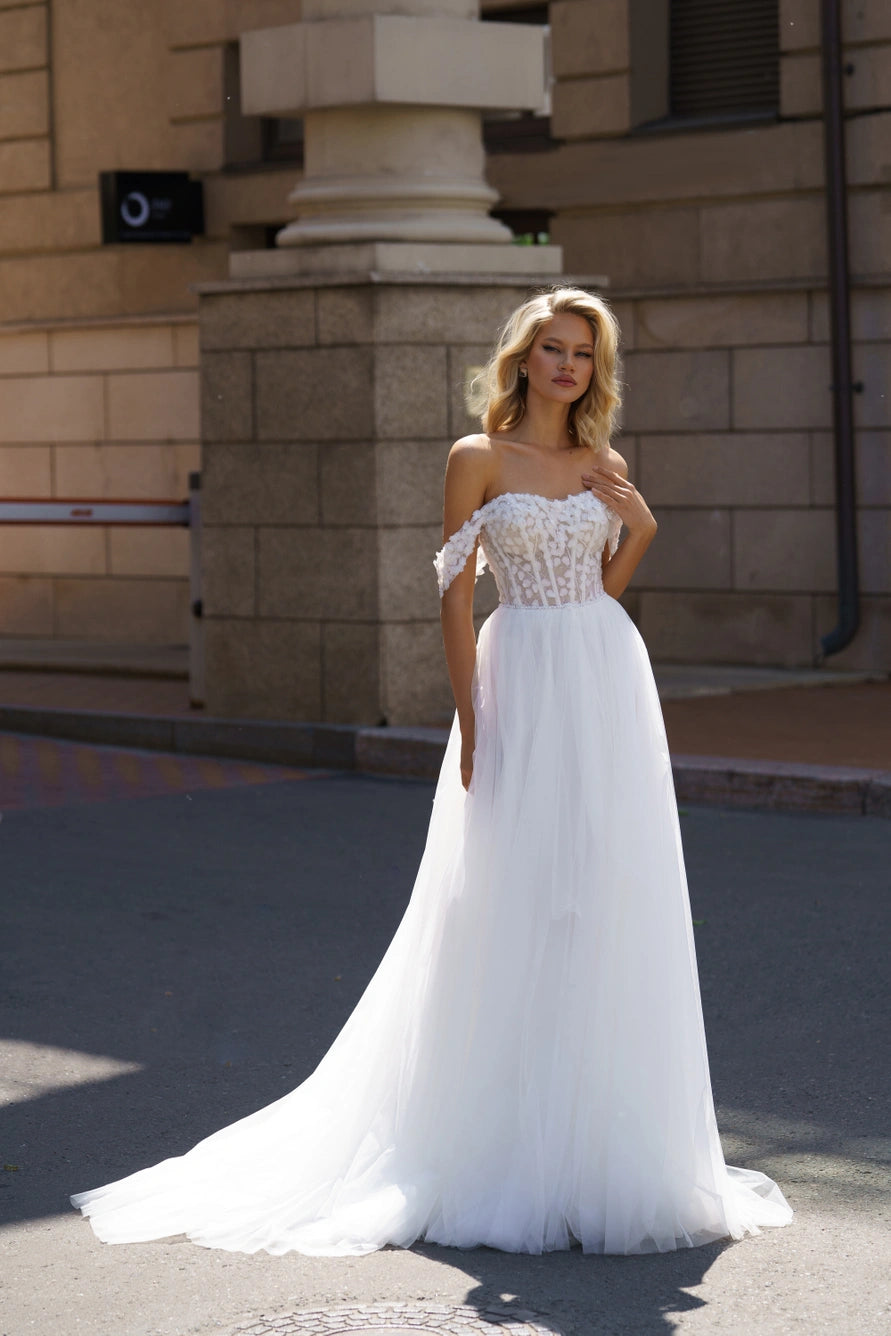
xmin=471 ymin=287 xmax=622 ymax=452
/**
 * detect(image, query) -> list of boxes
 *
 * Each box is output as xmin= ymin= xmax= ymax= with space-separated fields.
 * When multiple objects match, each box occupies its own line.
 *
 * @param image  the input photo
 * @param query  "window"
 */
xmin=491 ymin=208 xmax=552 ymax=245
xmin=669 ymin=0 xmax=779 ymax=122
xmin=261 ymin=116 xmax=304 ymax=165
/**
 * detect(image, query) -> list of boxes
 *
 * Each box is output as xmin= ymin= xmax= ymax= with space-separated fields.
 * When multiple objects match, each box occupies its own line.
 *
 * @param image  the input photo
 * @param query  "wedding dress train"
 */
xmin=72 ymin=489 xmax=792 ymax=1255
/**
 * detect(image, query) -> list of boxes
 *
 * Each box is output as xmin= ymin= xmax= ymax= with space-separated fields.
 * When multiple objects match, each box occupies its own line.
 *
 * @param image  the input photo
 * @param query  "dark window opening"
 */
xmin=483 ymin=114 xmax=556 ymax=153
xmin=491 ymin=208 xmax=552 ymax=245
xmin=669 ymin=0 xmax=779 ymax=122
xmin=481 ymin=1 xmax=548 ymax=23
xmin=481 ymin=2 xmax=556 ymax=154
xmin=262 ymin=116 xmax=304 ymax=165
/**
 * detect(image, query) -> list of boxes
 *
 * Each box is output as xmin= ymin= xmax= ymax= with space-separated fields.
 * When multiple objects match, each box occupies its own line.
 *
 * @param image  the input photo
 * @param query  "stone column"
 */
xmin=236 ymin=0 xmax=559 ymax=270
xmin=198 ymin=2 xmax=597 ymax=726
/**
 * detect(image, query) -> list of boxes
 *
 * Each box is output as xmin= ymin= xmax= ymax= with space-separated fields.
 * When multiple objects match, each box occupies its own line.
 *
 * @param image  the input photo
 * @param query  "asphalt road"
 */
xmin=0 ymin=734 xmax=889 ymax=1336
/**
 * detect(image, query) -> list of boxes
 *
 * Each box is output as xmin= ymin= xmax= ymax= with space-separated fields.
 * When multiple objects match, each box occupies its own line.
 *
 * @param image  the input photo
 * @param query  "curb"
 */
xmin=0 ymin=703 xmax=888 ymax=818
xmin=670 ymin=752 xmax=891 ymax=819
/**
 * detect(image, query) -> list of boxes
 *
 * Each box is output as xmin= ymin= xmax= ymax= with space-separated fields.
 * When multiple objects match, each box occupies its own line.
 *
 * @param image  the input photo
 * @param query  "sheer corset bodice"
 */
xmin=434 ymin=490 xmax=622 ymax=609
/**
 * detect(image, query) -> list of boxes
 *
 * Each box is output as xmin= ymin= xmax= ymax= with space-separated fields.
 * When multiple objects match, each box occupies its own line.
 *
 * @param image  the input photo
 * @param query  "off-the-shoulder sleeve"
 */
xmin=434 ymin=509 xmax=488 ymax=596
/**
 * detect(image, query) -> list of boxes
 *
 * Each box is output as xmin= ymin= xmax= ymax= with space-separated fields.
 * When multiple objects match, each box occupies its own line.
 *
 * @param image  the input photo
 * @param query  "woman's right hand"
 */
xmin=460 ymin=730 xmax=475 ymax=791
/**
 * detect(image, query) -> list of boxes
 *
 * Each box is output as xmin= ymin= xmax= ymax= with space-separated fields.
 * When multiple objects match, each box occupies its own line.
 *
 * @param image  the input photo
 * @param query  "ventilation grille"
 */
xmin=670 ymin=0 xmax=779 ymax=118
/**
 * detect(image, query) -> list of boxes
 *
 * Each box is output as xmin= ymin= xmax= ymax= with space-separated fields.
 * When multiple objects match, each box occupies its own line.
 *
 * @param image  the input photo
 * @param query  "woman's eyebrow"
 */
xmin=542 ymin=337 xmax=594 ymax=349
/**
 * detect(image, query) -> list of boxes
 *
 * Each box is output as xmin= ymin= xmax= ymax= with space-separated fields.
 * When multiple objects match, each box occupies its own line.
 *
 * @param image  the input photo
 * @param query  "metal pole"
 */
xmin=819 ymin=0 xmax=859 ymax=658
xmin=188 ymin=471 xmax=205 ymax=708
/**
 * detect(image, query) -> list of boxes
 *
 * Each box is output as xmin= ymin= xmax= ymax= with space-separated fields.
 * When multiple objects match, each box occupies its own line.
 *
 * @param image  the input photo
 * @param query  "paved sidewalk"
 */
xmin=0 ymin=660 xmax=889 ymax=817
xmin=0 ymin=731 xmax=317 ymax=810
xmin=661 ymin=680 xmax=891 ymax=770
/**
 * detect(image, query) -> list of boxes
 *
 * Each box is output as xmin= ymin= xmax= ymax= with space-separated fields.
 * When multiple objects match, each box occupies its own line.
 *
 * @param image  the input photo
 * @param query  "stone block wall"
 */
xmin=0 ymin=0 xmax=310 ymax=645
xmin=0 ymin=318 xmax=199 ymax=642
xmin=198 ymin=277 xmax=526 ymax=727
xmin=0 ymin=0 xmax=234 ymax=326
xmin=1 ymin=0 xmax=889 ymax=677
xmin=610 ymin=286 xmax=891 ymax=669
xmin=488 ymin=0 xmax=891 ymax=671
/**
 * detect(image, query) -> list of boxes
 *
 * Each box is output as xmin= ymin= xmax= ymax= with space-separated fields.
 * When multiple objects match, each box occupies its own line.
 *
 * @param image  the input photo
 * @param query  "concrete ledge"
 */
xmin=0 ymin=639 xmax=188 ymax=678
xmin=672 ymin=753 xmax=891 ymax=817
xmin=0 ymin=703 xmax=888 ymax=817
xmin=0 ymin=705 xmax=358 ymax=772
xmin=171 ymin=718 xmax=357 ymax=770
xmin=194 ymin=270 xmax=609 ymax=296
xmin=0 ymin=705 xmax=179 ymax=753
xmin=863 ymin=772 xmax=891 ymax=818
xmin=356 ymin=725 xmax=449 ymax=781
xmin=229 ymin=243 xmax=567 ymax=281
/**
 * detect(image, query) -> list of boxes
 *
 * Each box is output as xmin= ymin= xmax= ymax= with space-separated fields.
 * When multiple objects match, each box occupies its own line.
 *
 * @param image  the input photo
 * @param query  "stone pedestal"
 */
xmin=197 ymin=273 xmax=565 ymax=726
xmin=196 ymin=0 xmax=597 ymax=725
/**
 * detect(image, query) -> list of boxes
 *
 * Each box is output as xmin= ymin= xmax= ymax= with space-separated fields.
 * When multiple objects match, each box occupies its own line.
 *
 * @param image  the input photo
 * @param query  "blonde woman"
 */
xmin=73 ymin=288 xmax=792 ymax=1258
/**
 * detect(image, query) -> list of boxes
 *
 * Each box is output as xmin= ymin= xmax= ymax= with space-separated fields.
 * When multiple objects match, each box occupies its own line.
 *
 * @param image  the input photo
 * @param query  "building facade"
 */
xmin=0 ymin=0 xmax=888 ymax=710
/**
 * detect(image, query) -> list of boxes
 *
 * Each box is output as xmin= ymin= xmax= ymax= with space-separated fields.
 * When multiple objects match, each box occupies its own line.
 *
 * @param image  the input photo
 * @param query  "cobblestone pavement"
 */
xmin=0 ymin=730 xmax=323 ymax=809
xmin=230 ymin=1302 xmax=560 ymax=1335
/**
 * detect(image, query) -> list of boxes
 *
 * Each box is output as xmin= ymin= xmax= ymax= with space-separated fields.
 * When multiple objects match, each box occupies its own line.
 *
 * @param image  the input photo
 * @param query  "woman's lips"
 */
xmin=553 ymin=377 xmax=576 ymax=386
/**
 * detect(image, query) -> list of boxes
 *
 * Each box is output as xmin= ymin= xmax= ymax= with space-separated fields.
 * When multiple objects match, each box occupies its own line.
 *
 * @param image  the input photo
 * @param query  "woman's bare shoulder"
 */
xmin=449 ymin=431 xmax=493 ymax=459
xmin=602 ymin=444 xmax=629 ymax=478
xmin=446 ymin=434 xmax=497 ymax=484
xmin=443 ymin=435 xmax=495 ymax=536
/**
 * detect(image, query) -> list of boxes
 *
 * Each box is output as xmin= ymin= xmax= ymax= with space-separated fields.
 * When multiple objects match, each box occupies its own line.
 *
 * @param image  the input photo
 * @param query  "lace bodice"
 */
xmin=434 ymin=490 xmax=621 ymax=609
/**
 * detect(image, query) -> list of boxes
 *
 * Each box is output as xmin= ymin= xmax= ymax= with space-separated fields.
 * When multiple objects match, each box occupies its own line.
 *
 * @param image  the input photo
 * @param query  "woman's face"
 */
xmin=522 ymin=313 xmax=595 ymax=404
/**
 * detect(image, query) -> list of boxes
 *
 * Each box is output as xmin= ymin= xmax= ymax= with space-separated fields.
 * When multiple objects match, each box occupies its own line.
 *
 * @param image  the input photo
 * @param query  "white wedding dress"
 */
xmin=72 ymin=490 xmax=792 ymax=1256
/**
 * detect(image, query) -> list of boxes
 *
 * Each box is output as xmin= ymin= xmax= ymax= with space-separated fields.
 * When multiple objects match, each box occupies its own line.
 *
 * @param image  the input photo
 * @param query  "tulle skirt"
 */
xmin=72 ymin=594 xmax=792 ymax=1255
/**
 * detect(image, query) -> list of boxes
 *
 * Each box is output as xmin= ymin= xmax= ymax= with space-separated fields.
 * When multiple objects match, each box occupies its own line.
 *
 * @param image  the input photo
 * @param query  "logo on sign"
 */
xmin=120 ymin=191 xmax=151 ymax=228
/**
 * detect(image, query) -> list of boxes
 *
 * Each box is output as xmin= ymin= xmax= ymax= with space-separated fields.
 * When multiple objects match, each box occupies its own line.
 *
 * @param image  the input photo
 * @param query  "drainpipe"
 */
xmin=819 ymin=0 xmax=859 ymax=658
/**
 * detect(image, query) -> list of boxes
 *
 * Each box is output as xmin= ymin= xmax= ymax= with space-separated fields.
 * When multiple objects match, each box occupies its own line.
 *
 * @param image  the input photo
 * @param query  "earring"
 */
xmin=519 ymin=368 xmax=527 ymax=378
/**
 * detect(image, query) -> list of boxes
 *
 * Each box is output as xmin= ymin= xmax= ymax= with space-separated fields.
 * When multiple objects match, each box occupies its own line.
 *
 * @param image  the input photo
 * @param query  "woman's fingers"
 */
xmin=582 ymin=467 xmax=630 ymax=484
xmin=584 ymin=480 xmax=627 ymax=504
xmin=582 ymin=472 xmax=625 ymax=488
xmin=582 ymin=472 xmax=625 ymax=493
xmin=582 ymin=467 xmax=656 ymax=537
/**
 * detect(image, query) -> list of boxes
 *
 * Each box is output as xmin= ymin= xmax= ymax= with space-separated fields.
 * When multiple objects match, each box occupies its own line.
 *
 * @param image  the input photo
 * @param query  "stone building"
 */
xmin=0 ymin=0 xmax=888 ymax=724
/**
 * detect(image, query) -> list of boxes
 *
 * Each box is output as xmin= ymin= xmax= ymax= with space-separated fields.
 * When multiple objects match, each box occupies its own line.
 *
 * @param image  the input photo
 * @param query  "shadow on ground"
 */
xmin=419 ymin=1237 xmax=728 ymax=1335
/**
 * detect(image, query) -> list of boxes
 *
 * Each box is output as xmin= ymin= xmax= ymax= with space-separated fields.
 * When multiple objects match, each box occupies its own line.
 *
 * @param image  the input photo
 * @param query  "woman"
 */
xmin=72 ymin=286 xmax=792 ymax=1256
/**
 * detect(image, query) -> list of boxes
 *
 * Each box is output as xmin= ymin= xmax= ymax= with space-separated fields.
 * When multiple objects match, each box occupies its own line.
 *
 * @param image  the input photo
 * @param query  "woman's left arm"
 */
xmin=582 ymin=461 xmax=658 ymax=600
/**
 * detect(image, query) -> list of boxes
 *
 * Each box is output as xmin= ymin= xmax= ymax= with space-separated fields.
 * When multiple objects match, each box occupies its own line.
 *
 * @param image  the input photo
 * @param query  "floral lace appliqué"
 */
xmin=433 ymin=509 xmax=489 ymax=596
xmin=434 ymin=491 xmax=621 ymax=609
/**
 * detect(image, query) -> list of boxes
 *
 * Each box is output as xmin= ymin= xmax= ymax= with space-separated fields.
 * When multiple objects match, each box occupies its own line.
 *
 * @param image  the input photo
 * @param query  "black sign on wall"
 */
xmin=100 ymin=171 xmax=205 ymax=244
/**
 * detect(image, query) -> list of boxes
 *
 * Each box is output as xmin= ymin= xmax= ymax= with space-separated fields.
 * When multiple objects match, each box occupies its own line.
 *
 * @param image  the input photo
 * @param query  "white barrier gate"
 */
xmin=0 ymin=471 xmax=204 ymax=707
